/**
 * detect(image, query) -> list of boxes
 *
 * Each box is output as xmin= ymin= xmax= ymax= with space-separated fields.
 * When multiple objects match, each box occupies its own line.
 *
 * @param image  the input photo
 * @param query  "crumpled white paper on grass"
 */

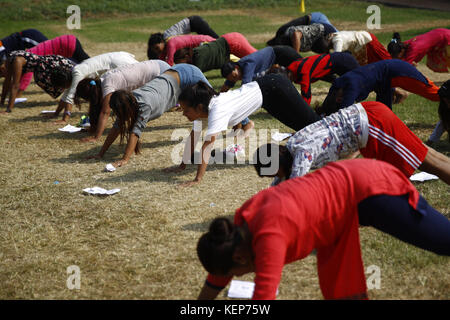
xmin=58 ymin=124 xmax=82 ymax=133
xmin=410 ymin=172 xmax=439 ymax=182
xmin=271 ymin=132 xmax=292 ymax=142
xmin=83 ymin=187 xmax=120 ymax=196
xmin=105 ymin=163 xmax=116 ymax=172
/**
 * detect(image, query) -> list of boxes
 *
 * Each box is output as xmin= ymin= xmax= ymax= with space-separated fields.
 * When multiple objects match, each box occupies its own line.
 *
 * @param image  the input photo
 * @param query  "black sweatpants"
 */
xmin=71 ymin=38 xmax=90 ymax=63
xmin=358 ymin=194 xmax=450 ymax=256
xmin=256 ymin=73 xmax=321 ymax=131
xmin=188 ymin=16 xmax=219 ymax=39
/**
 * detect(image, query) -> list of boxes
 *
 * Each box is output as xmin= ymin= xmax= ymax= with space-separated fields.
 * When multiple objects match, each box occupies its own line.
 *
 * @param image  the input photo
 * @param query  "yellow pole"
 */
xmin=300 ymin=0 xmax=305 ymax=13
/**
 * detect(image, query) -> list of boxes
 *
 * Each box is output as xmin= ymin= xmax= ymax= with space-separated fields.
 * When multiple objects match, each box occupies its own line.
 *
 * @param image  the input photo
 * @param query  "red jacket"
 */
xmin=206 ymin=159 xmax=420 ymax=299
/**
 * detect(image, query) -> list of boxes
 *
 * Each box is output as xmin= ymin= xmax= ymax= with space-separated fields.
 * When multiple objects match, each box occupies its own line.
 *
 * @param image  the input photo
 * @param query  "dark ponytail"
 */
xmin=50 ymin=67 xmax=72 ymax=89
xmin=109 ymin=90 xmax=141 ymax=154
xmin=197 ymin=217 xmax=242 ymax=275
xmin=178 ymin=81 xmax=218 ymax=113
xmin=74 ymin=78 xmax=102 ymax=132
xmin=387 ymin=32 xmax=407 ymax=58
xmin=253 ymin=143 xmax=292 ymax=178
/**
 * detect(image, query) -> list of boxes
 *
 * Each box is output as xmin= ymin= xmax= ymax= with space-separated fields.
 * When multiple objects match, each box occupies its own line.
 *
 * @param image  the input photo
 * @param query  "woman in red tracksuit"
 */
xmin=197 ymin=159 xmax=450 ymax=300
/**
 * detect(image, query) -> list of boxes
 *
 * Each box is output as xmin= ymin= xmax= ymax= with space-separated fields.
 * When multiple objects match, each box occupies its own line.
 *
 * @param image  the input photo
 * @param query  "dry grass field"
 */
xmin=0 ymin=5 xmax=449 ymax=300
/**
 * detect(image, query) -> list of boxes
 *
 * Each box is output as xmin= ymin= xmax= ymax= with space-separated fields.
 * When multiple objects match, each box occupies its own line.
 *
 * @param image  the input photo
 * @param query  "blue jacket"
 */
xmin=330 ymin=59 xmax=430 ymax=109
xmin=224 ymin=47 xmax=276 ymax=88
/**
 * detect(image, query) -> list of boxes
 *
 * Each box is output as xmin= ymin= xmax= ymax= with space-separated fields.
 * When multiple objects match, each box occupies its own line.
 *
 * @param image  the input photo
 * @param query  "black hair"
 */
xmin=253 ymin=143 xmax=292 ymax=178
xmin=267 ymin=35 xmax=291 ymax=47
xmin=147 ymin=32 xmax=165 ymax=59
xmin=267 ymin=65 xmax=292 ymax=79
xmin=173 ymin=47 xmax=192 ymax=64
xmin=220 ymin=61 xmax=238 ymax=78
xmin=387 ymin=32 xmax=407 ymax=58
xmin=50 ymin=68 xmax=72 ymax=89
xmin=311 ymin=36 xmax=331 ymax=54
xmin=74 ymin=78 xmax=102 ymax=131
xmin=438 ymin=80 xmax=450 ymax=139
xmin=178 ymin=81 xmax=218 ymax=113
xmin=109 ymin=90 xmax=141 ymax=154
xmin=197 ymin=217 xmax=242 ymax=275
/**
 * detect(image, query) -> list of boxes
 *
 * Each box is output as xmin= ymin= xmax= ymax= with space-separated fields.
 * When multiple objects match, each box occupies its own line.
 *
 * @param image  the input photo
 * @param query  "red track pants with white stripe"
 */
xmin=359 ymin=101 xmax=428 ymax=177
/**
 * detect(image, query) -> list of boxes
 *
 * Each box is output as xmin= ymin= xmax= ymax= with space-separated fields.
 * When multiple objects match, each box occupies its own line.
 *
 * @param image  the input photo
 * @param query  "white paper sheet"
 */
xmin=271 ymin=132 xmax=292 ymax=142
xmin=41 ymin=110 xmax=56 ymax=114
xmin=227 ymin=280 xmax=255 ymax=299
xmin=58 ymin=124 xmax=82 ymax=133
xmin=227 ymin=280 xmax=278 ymax=299
xmin=410 ymin=172 xmax=439 ymax=182
xmin=14 ymin=98 xmax=27 ymax=104
xmin=83 ymin=187 xmax=120 ymax=195
xmin=105 ymin=163 xmax=116 ymax=172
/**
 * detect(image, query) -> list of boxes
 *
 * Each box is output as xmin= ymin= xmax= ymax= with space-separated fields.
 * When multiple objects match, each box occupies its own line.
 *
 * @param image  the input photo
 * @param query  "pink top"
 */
xmin=403 ymin=28 xmax=450 ymax=66
xmin=20 ymin=35 xmax=77 ymax=91
xmin=159 ymin=34 xmax=215 ymax=66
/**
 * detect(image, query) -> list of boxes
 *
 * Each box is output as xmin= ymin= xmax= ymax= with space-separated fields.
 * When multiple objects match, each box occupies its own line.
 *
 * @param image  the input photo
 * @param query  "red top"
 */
xmin=403 ymin=28 xmax=450 ymax=65
xmin=206 ymin=159 xmax=420 ymax=300
xmin=19 ymin=35 xmax=77 ymax=91
xmin=287 ymin=54 xmax=332 ymax=104
xmin=27 ymin=34 xmax=76 ymax=57
xmin=159 ymin=34 xmax=215 ymax=66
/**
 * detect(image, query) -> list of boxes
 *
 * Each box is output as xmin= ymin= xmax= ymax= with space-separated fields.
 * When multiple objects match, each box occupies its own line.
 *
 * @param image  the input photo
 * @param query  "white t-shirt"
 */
xmin=193 ymin=81 xmax=263 ymax=137
xmin=331 ymin=31 xmax=372 ymax=53
xmin=61 ymin=51 xmax=138 ymax=104
xmin=101 ymin=60 xmax=170 ymax=97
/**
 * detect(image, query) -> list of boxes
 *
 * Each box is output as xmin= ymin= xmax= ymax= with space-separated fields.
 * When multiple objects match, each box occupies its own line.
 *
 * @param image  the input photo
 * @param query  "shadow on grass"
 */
xmin=182 ymin=214 xmax=235 ymax=233
xmin=47 ymin=138 xmax=189 ymax=163
xmin=143 ymin=123 xmax=192 ymax=132
xmin=94 ymin=161 xmax=249 ymax=185
xmin=14 ymin=100 xmax=57 ymax=109
xmin=29 ymin=131 xmax=88 ymax=141
xmin=406 ymin=122 xmax=437 ymax=130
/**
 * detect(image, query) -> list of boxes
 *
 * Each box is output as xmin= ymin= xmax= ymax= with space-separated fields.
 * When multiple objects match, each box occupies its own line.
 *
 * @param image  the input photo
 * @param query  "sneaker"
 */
xmin=78 ymin=115 xmax=90 ymax=128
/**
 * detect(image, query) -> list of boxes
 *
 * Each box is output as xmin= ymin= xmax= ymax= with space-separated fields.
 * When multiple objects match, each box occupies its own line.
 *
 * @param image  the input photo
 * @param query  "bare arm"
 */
xmin=291 ymin=31 xmax=303 ymax=53
xmin=181 ymin=134 xmax=216 ymax=186
xmin=87 ymin=126 xmax=120 ymax=160
xmin=112 ymin=132 xmax=139 ymax=168
xmin=197 ymin=283 xmax=222 ymax=300
xmin=95 ymin=94 xmax=112 ymax=139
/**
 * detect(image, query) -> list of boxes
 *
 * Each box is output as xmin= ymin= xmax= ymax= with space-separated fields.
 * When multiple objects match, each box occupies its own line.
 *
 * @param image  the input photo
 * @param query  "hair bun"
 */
xmin=209 ymin=218 xmax=234 ymax=244
xmin=392 ymin=32 xmax=401 ymax=41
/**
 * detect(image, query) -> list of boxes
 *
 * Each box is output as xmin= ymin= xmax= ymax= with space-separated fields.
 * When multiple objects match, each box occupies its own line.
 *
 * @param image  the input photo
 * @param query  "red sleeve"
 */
xmin=251 ymin=231 xmax=287 ymax=300
xmin=206 ymin=273 xmax=232 ymax=290
xmin=299 ymin=75 xmax=311 ymax=105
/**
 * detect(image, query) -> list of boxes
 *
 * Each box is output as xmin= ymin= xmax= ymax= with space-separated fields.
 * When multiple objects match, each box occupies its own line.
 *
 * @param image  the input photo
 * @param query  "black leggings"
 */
xmin=358 ymin=194 xmax=450 ymax=256
xmin=188 ymin=16 xmax=219 ymax=39
xmin=71 ymin=38 xmax=90 ymax=63
xmin=256 ymin=73 xmax=321 ymax=131
xmin=276 ymin=15 xmax=310 ymax=38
